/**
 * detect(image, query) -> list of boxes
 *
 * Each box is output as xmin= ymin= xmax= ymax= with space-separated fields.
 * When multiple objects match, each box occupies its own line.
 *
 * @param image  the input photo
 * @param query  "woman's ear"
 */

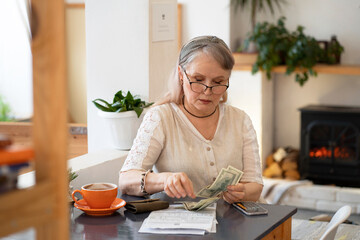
xmin=178 ymin=66 xmax=183 ymax=85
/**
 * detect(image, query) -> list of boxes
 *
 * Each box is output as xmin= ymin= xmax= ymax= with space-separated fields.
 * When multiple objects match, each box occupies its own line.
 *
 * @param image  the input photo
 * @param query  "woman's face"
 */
xmin=179 ymin=53 xmax=231 ymax=116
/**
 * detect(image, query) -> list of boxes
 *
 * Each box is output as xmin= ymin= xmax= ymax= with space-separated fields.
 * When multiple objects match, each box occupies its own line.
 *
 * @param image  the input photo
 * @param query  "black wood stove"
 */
xmin=299 ymin=105 xmax=360 ymax=187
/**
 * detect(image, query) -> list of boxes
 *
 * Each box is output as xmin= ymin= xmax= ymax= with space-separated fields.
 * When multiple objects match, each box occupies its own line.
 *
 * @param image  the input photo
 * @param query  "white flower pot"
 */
xmin=98 ymin=110 xmax=146 ymax=150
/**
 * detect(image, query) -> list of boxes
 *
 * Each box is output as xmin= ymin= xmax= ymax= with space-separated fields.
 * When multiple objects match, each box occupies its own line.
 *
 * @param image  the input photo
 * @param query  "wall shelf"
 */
xmin=233 ymin=54 xmax=360 ymax=75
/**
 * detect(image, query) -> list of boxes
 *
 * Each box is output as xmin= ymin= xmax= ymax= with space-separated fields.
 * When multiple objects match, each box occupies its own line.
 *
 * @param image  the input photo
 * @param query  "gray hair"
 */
xmin=155 ymin=36 xmax=234 ymax=106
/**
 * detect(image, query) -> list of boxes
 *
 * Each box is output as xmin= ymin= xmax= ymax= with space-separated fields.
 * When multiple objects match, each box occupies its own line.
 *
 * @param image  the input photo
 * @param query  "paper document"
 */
xmin=139 ymin=204 xmax=217 ymax=235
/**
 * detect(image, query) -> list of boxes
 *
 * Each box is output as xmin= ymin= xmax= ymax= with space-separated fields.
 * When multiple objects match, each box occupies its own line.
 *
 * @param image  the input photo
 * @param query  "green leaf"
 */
xmin=68 ymin=168 xmax=78 ymax=182
xmin=125 ymin=91 xmax=134 ymax=102
xmin=111 ymin=101 xmax=122 ymax=108
xmin=133 ymin=107 xmax=143 ymax=118
xmin=0 ymin=94 xmax=13 ymax=121
xmin=266 ymin=71 xmax=271 ymax=79
xmin=114 ymin=90 xmax=125 ymax=103
xmin=118 ymin=106 xmax=127 ymax=112
xmin=251 ymin=64 xmax=259 ymax=75
xmin=144 ymin=102 xmax=154 ymax=108
xmin=133 ymin=98 xmax=141 ymax=107
xmin=92 ymin=99 xmax=114 ymax=112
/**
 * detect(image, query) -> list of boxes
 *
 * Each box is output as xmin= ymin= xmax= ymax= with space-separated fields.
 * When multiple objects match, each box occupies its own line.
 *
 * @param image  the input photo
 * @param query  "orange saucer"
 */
xmin=74 ymin=198 xmax=126 ymax=216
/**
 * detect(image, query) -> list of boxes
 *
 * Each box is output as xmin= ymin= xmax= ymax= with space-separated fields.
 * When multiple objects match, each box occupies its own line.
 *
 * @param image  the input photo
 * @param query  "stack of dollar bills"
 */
xmin=183 ymin=165 xmax=244 ymax=211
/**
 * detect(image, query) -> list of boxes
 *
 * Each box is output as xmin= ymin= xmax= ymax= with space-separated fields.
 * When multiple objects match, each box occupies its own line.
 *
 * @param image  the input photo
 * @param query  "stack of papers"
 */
xmin=139 ymin=204 xmax=217 ymax=235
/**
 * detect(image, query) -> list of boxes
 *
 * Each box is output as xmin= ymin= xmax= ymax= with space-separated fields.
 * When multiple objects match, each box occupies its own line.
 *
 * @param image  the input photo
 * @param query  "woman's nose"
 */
xmin=204 ymin=86 xmax=212 ymax=95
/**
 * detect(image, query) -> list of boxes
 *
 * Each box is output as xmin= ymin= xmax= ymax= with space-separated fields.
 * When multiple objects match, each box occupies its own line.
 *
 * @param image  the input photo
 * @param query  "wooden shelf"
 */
xmin=234 ymin=63 xmax=360 ymax=75
xmin=0 ymin=122 xmax=88 ymax=160
xmin=233 ymin=64 xmax=254 ymax=71
xmin=65 ymin=3 xmax=85 ymax=8
xmin=233 ymin=53 xmax=360 ymax=75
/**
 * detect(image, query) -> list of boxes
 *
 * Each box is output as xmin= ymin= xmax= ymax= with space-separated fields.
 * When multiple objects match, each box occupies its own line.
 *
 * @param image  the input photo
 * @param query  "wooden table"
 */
xmin=71 ymin=193 xmax=297 ymax=240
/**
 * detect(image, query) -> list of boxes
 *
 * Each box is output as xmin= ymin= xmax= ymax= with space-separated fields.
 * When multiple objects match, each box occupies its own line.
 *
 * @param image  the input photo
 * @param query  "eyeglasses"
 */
xmin=182 ymin=68 xmax=229 ymax=94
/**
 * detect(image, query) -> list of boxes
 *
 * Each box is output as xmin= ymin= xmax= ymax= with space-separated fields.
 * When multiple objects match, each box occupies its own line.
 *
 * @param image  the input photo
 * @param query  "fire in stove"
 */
xmin=299 ymin=104 xmax=360 ymax=187
xmin=309 ymin=146 xmax=353 ymax=159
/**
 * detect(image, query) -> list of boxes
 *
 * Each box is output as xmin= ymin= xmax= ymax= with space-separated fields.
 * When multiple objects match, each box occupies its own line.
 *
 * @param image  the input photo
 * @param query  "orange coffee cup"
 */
xmin=72 ymin=183 xmax=118 ymax=209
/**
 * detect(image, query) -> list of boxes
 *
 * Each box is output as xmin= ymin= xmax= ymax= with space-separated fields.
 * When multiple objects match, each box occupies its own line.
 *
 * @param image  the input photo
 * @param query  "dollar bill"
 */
xmin=196 ymin=187 xmax=219 ymax=199
xmin=196 ymin=165 xmax=244 ymax=198
xmin=183 ymin=197 xmax=219 ymax=211
xmin=183 ymin=165 xmax=243 ymax=211
xmin=226 ymin=165 xmax=244 ymax=185
xmin=182 ymin=166 xmax=244 ymax=211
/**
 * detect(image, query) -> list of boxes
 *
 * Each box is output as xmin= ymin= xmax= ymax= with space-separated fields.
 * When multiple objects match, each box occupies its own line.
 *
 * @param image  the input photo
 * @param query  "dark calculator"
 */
xmin=232 ymin=201 xmax=268 ymax=216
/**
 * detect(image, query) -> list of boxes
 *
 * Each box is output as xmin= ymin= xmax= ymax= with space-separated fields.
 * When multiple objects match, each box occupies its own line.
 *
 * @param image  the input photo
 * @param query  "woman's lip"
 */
xmin=199 ymin=99 xmax=211 ymax=103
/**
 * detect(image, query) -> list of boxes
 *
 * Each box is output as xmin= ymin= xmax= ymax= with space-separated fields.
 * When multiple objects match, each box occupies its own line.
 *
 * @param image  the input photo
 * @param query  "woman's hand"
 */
xmin=163 ymin=172 xmax=196 ymax=199
xmin=222 ymin=183 xmax=246 ymax=204
xmin=223 ymin=182 xmax=263 ymax=203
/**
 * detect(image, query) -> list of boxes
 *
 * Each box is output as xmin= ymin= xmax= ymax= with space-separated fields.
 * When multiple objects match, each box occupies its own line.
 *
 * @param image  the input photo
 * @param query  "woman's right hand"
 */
xmin=163 ymin=172 xmax=196 ymax=199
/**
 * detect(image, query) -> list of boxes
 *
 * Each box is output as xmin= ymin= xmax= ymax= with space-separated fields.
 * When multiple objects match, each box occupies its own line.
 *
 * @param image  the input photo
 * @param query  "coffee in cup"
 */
xmin=72 ymin=183 xmax=118 ymax=209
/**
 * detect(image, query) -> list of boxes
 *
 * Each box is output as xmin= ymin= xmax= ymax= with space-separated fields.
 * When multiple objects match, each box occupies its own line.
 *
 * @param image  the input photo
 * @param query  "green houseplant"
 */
xmin=93 ymin=90 xmax=153 ymax=118
xmin=93 ymin=90 xmax=153 ymax=150
xmin=248 ymin=17 xmax=328 ymax=86
xmin=326 ymin=35 xmax=344 ymax=64
xmin=0 ymin=94 xmax=13 ymax=121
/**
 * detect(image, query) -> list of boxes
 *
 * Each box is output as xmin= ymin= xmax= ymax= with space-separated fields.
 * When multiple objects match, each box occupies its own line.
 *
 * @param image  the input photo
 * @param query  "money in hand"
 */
xmin=182 ymin=166 xmax=244 ymax=211
xmin=196 ymin=165 xmax=244 ymax=198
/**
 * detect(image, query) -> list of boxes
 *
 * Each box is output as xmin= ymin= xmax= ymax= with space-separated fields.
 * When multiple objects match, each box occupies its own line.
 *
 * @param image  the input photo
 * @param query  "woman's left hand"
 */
xmin=222 ymin=183 xmax=246 ymax=204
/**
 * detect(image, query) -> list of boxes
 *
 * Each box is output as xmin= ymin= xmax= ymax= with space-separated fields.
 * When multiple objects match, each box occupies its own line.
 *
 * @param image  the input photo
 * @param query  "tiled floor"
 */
xmin=292 ymin=218 xmax=360 ymax=240
xmin=293 ymin=207 xmax=360 ymax=225
xmin=292 ymin=208 xmax=360 ymax=240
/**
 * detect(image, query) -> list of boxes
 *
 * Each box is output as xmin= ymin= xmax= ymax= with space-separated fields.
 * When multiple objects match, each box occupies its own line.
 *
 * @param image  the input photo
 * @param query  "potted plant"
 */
xmin=93 ymin=90 xmax=153 ymax=150
xmin=248 ymin=17 xmax=326 ymax=86
xmin=326 ymin=35 xmax=344 ymax=64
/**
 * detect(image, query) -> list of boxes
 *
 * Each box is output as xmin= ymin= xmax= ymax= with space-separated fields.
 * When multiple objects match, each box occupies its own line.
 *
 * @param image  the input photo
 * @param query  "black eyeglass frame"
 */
xmin=181 ymin=67 xmax=229 ymax=94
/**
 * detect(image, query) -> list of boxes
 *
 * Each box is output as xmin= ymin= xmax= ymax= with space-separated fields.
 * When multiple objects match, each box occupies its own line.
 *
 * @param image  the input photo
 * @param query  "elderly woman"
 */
xmin=119 ymin=36 xmax=263 ymax=203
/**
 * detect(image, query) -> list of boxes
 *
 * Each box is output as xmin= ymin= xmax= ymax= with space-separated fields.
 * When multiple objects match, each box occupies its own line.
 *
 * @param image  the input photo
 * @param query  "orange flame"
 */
xmin=309 ymin=147 xmax=351 ymax=158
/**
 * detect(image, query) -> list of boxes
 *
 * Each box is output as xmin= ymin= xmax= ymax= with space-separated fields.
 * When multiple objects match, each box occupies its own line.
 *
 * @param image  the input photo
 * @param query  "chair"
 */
xmin=319 ymin=205 xmax=352 ymax=240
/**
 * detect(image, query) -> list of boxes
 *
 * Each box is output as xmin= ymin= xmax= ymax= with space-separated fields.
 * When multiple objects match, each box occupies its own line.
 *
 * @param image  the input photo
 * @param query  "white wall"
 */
xmin=227 ymin=71 xmax=262 ymax=155
xmin=86 ymin=0 xmax=148 ymax=152
xmin=86 ymin=0 xmax=178 ymax=152
xmin=178 ymin=0 xmax=231 ymax=47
